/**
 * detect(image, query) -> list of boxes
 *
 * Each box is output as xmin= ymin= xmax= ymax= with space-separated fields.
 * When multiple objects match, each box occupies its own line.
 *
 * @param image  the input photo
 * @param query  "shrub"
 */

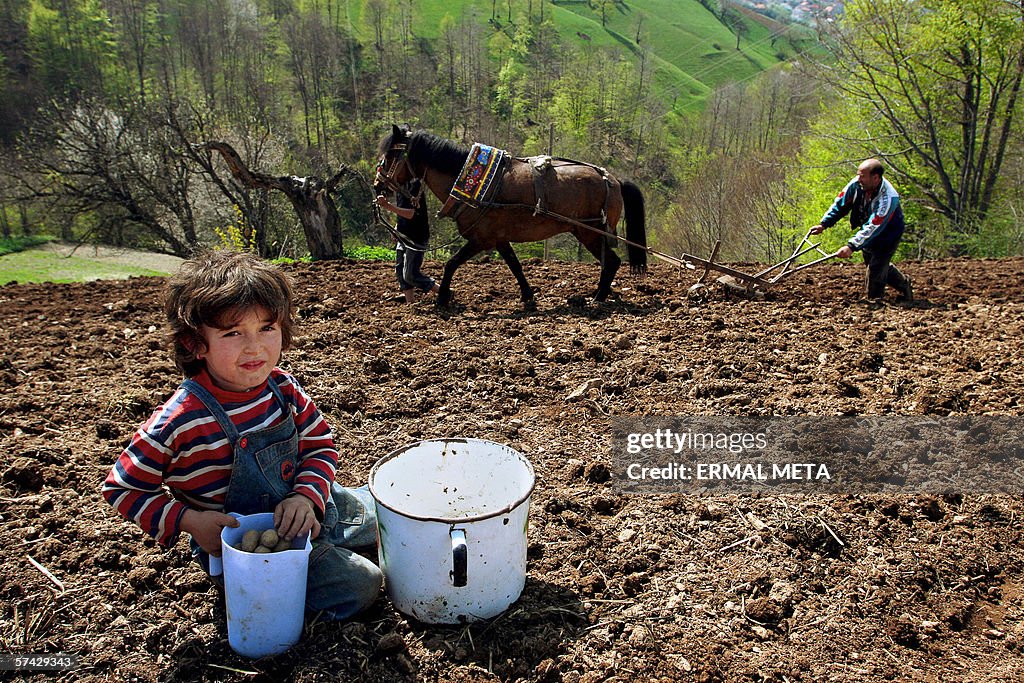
xmin=0 ymin=235 xmax=52 ymax=257
xmin=344 ymin=245 xmax=395 ymax=261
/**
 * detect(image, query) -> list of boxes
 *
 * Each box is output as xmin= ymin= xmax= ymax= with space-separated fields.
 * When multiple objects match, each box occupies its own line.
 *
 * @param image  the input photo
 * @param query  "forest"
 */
xmin=0 ymin=0 xmax=1021 ymax=262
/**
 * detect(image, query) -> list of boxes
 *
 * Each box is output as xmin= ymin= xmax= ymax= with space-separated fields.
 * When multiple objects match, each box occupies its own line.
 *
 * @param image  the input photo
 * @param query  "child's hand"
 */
xmin=375 ymin=194 xmax=389 ymax=208
xmin=180 ymin=509 xmax=240 ymax=557
xmin=274 ymin=495 xmax=320 ymax=541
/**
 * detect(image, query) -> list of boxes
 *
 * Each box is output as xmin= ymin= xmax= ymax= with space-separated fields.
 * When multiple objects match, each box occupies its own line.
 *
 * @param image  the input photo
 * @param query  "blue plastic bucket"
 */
xmin=220 ymin=513 xmax=312 ymax=658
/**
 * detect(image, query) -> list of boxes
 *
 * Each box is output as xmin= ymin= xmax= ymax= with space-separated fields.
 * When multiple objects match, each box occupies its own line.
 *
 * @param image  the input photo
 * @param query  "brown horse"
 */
xmin=373 ymin=125 xmax=647 ymax=307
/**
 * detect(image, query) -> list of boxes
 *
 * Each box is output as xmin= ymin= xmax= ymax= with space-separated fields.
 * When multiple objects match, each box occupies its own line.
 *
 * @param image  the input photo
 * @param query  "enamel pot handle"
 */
xmin=450 ymin=528 xmax=467 ymax=587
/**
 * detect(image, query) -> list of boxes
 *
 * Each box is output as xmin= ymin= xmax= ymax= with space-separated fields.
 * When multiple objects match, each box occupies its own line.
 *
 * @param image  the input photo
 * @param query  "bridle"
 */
xmin=375 ymin=141 xmax=424 ymax=207
xmin=372 ymin=137 xmax=441 ymax=251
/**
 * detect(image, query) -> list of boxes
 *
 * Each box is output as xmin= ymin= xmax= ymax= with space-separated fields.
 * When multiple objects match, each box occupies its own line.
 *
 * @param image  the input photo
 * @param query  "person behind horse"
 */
xmin=375 ymin=178 xmax=440 ymax=303
xmin=373 ymin=126 xmax=648 ymax=308
xmin=102 ymin=250 xmax=382 ymax=620
xmin=810 ymin=158 xmax=913 ymax=304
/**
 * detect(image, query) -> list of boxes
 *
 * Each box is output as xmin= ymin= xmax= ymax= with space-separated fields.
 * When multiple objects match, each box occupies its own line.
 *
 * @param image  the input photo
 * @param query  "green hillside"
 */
xmin=349 ymin=0 xmax=812 ymax=112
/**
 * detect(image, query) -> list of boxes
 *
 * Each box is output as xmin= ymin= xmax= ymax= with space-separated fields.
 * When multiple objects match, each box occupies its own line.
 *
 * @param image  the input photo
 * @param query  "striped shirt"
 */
xmin=102 ymin=368 xmax=338 ymax=547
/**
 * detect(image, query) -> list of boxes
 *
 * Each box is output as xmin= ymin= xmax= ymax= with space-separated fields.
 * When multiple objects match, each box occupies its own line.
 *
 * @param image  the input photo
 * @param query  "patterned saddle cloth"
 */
xmin=440 ymin=143 xmax=508 ymax=217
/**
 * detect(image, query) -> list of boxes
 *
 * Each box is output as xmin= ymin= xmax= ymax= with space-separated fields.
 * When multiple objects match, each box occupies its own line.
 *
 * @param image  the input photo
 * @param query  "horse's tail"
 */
xmin=621 ymin=180 xmax=648 ymax=274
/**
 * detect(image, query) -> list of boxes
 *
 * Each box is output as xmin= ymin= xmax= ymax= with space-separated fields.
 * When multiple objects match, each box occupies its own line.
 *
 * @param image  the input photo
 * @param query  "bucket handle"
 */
xmin=450 ymin=528 xmax=467 ymax=587
xmin=210 ymin=512 xmax=246 ymax=577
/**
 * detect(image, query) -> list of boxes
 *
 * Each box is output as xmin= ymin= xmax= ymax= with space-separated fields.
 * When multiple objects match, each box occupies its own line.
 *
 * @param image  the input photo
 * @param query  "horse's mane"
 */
xmin=408 ymin=131 xmax=470 ymax=175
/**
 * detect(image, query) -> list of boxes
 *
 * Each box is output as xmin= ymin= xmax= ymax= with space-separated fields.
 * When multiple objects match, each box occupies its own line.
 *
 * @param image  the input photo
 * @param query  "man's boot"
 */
xmin=896 ymin=275 xmax=914 ymax=302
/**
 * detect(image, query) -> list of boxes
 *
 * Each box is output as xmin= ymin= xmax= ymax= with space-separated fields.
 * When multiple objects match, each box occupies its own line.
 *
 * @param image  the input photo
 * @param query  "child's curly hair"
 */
xmin=164 ymin=250 xmax=295 ymax=376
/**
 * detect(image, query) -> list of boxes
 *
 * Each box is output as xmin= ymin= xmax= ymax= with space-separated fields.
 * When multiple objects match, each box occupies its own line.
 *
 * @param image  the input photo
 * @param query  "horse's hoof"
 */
xmin=522 ymin=298 xmax=537 ymax=311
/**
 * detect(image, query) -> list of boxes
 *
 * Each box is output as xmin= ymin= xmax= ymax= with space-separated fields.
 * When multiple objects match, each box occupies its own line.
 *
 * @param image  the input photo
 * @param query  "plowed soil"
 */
xmin=2 ymin=255 xmax=1023 ymax=682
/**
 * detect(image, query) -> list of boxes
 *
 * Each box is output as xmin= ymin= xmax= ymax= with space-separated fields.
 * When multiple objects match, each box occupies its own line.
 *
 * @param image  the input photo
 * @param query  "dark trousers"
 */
xmin=862 ymin=243 xmax=909 ymax=299
xmin=395 ymin=244 xmax=435 ymax=293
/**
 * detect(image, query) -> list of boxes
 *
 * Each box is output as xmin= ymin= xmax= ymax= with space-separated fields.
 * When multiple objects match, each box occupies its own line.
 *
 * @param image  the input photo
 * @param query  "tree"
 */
xmin=106 ymin=0 xmax=158 ymax=103
xmin=697 ymin=0 xmax=722 ymax=17
xmin=8 ymin=97 xmax=201 ymax=254
xmin=26 ymin=0 xmax=118 ymax=98
xmin=662 ymin=69 xmax=818 ymax=262
xmin=199 ymin=141 xmax=352 ymax=260
xmin=282 ymin=6 xmax=360 ymax=159
xmin=720 ymin=3 xmax=749 ymax=51
xmin=431 ymin=12 xmax=493 ymax=138
xmin=176 ymin=0 xmax=225 ymax=110
xmin=284 ymin=11 xmax=331 ymax=150
xmin=815 ymin=0 xmax=1024 ymax=248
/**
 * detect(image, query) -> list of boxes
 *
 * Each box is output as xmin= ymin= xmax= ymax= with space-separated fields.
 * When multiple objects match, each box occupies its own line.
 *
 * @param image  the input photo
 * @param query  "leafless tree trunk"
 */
xmin=199 ymin=141 xmax=349 ymax=260
xmin=18 ymin=205 xmax=29 ymax=237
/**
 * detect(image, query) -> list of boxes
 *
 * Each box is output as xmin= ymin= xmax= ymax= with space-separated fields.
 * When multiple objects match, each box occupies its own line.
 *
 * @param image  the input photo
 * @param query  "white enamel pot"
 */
xmin=368 ymin=438 xmax=535 ymax=624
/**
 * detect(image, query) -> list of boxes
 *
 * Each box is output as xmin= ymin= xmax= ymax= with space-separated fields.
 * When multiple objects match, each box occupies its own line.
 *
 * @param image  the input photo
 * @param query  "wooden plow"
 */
xmin=523 ymin=203 xmax=840 ymax=300
xmin=679 ymin=229 xmax=840 ymax=301
xmin=600 ymin=226 xmax=839 ymax=301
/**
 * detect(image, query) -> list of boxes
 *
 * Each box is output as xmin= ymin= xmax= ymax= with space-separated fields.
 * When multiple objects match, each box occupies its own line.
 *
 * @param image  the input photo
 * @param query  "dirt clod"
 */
xmin=376 ymin=632 xmax=406 ymax=655
xmin=3 ymin=457 xmax=44 ymax=491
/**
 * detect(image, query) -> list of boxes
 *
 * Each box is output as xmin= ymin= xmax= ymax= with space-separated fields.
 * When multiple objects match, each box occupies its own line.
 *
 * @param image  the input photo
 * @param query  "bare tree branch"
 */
xmin=199 ymin=141 xmax=346 ymax=260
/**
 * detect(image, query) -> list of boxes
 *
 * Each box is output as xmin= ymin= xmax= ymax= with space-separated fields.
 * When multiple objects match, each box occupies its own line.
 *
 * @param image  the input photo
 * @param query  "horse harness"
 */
xmin=442 ymin=147 xmax=615 ymax=235
xmin=377 ymin=138 xmax=617 ymax=244
xmin=525 ymin=155 xmax=613 ymax=229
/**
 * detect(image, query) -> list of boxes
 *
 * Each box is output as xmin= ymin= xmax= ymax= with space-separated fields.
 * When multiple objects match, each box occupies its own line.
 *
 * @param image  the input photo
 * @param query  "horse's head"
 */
xmin=373 ymin=124 xmax=414 ymax=195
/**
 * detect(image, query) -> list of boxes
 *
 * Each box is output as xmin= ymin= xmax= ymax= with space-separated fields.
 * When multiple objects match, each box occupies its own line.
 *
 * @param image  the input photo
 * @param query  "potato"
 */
xmin=259 ymin=529 xmax=280 ymax=548
xmin=234 ymin=528 xmax=291 ymax=553
xmin=239 ymin=529 xmax=260 ymax=553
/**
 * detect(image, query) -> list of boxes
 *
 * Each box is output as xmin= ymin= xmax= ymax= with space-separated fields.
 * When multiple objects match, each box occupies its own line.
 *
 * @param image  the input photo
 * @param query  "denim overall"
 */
xmin=183 ymin=378 xmax=382 ymax=620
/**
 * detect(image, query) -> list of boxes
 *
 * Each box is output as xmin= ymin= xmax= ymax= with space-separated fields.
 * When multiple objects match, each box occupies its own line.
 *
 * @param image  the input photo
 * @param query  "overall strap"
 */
xmin=180 ymin=378 xmax=239 ymax=443
xmin=179 ymin=376 xmax=294 ymax=444
xmin=265 ymin=375 xmax=295 ymax=426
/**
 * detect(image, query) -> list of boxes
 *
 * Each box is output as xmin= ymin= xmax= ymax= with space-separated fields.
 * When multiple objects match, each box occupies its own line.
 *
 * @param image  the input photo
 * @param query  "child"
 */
xmin=375 ymin=178 xmax=440 ymax=303
xmin=102 ymin=250 xmax=382 ymax=620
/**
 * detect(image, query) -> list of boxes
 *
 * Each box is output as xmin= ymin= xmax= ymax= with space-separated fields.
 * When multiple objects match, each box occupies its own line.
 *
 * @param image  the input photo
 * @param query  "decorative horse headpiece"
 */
xmin=374 ymin=124 xmax=415 ymax=196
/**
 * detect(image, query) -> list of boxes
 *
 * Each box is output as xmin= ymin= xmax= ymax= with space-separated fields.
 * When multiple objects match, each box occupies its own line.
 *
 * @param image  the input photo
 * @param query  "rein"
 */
xmin=372 ymin=207 xmax=466 ymax=254
xmin=371 ymin=189 xmax=465 ymax=255
xmin=371 ymin=202 xmax=426 ymax=252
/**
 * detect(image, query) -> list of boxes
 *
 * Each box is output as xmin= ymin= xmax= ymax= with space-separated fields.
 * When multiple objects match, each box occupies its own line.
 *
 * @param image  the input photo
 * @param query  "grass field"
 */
xmin=356 ymin=0 xmax=810 ymax=111
xmin=0 ymin=243 xmax=180 ymax=284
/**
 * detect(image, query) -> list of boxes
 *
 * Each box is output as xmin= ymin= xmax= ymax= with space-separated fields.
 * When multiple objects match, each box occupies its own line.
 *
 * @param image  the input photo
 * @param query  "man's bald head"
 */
xmin=857 ymin=158 xmax=884 ymax=193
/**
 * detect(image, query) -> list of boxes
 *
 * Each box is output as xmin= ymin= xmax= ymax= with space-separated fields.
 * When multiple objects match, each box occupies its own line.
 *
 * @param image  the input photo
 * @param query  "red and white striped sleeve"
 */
xmin=102 ymin=394 xmax=191 ymax=546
